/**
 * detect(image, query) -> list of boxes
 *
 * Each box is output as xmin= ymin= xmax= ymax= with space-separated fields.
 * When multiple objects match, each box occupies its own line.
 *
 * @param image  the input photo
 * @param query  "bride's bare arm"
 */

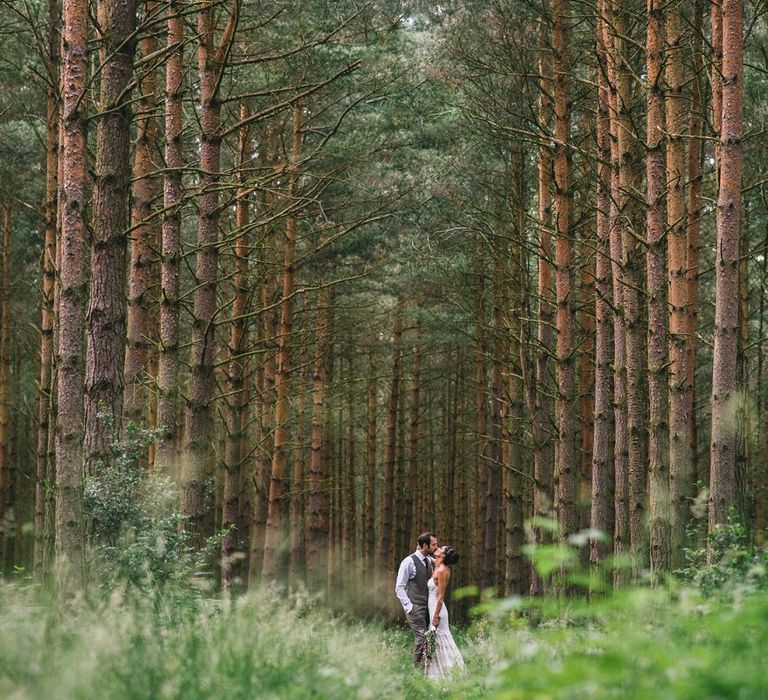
xmin=432 ymin=568 xmax=450 ymax=627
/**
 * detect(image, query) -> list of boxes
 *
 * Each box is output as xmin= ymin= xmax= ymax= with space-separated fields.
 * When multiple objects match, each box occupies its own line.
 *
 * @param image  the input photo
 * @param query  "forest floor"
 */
xmin=1 ymin=577 xmax=767 ymax=699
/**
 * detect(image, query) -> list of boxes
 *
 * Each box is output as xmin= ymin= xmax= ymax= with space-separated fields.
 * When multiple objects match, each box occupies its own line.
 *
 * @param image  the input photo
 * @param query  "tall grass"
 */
xmin=2 ymin=578 xmax=767 ymax=699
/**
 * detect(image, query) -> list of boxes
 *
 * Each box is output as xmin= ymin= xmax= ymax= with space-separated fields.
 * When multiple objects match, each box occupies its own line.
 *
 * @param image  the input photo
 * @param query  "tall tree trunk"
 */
xmin=306 ymin=290 xmax=330 ymax=592
xmin=181 ymin=3 xmax=237 ymax=534
xmin=222 ymin=105 xmax=251 ymax=588
xmin=473 ymin=261 xmax=488 ymax=585
xmin=709 ymin=0 xmax=743 ymax=536
xmin=155 ymin=0 xmax=184 ymax=474
xmin=666 ymin=0 xmax=690 ymax=569
xmin=686 ymin=0 xmax=704 ymax=494
xmin=262 ymin=103 xmax=303 ymax=579
xmin=84 ymin=0 xmax=137 ymax=476
xmin=591 ymin=29 xmax=614 ymax=566
xmin=289 ymin=337 xmax=308 ymax=581
xmin=0 ymin=207 xmax=10 ymax=559
xmin=552 ymin=0 xmax=577 ymax=546
xmin=602 ymin=0 xmax=630 ymax=583
xmin=34 ymin=0 xmax=60 ymax=579
xmin=364 ymin=351 xmax=376 ymax=568
xmin=531 ymin=20 xmax=555 ymax=595
xmin=56 ymin=0 xmax=89 ymax=592
xmin=404 ymin=322 xmax=421 ymax=547
xmin=124 ymin=0 xmax=159 ymax=428
xmin=646 ymin=0 xmax=671 ymax=574
xmin=378 ymin=311 xmax=402 ymax=579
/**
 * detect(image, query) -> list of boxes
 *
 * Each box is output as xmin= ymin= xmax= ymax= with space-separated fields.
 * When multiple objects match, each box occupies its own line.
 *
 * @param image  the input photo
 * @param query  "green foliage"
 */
xmin=680 ymin=521 xmax=768 ymax=598
xmin=83 ymin=425 xmax=208 ymax=595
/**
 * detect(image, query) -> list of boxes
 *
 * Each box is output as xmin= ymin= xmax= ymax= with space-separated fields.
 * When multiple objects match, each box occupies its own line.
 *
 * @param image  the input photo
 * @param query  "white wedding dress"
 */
xmin=426 ymin=577 xmax=465 ymax=679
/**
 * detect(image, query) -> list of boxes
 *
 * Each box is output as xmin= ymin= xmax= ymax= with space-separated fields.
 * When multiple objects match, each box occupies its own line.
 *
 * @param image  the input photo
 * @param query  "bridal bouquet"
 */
xmin=423 ymin=626 xmax=437 ymax=661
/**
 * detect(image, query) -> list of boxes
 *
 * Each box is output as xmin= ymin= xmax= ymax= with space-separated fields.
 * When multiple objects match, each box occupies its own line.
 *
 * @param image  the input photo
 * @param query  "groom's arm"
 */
xmin=394 ymin=557 xmax=414 ymax=614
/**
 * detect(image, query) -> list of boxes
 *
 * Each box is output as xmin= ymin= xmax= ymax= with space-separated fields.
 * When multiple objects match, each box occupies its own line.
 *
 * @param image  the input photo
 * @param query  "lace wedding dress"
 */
xmin=426 ymin=577 xmax=465 ymax=679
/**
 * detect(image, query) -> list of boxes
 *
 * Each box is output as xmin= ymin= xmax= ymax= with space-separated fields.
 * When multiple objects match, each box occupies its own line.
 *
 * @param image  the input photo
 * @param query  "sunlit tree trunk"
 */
xmin=404 ymin=323 xmax=421 ymax=548
xmin=709 ymin=0 xmax=744 ymax=537
xmin=289 ymin=337 xmax=308 ymax=581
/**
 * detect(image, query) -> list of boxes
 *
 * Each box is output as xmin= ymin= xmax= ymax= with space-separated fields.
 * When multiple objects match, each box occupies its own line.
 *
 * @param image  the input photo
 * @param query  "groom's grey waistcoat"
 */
xmin=406 ymin=554 xmax=430 ymax=610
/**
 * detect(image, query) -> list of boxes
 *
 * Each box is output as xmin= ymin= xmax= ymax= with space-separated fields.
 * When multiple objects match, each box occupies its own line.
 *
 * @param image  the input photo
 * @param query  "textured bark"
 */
xmin=222 ymin=105 xmax=251 ymax=588
xmin=646 ymin=0 xmax=671 ymax=574
xmin=591 ymin=31 xmax=614 ymax=566
xmin=686 ymin=0 xmax=704 ymax=491
xmin=666 ymin=0 xmax=690 ymax=569
xmin=84 ymin=0 xmax=137 ymax=476
xmin=262 ymin=102 xmax=303 ymax=580
xmin=124 ymin=0 xmax=159 ymax=428
xmin=602 ymin=0 xmax=629 ymax=582
xmin=342 ymin=356 xmax=356 ymax=571
xmin=155 ymin=0 xmax=184 ymax=474
xmin=709 ymin=0 xmax=743 ymax=536
xmin=34 ymin=0 xmax=60 ymax=579
xmin=378 ymin=311 xmax=402 ymax=578
xmin=531 ymin=21 xmax=555 ymax=595
xmin=181 ymin=3 xmax=237 ymax=534
xmin=552 ymin=0 xmax=577 ymax=544
xmin=56 ymin=0 xmax=89 ymax=592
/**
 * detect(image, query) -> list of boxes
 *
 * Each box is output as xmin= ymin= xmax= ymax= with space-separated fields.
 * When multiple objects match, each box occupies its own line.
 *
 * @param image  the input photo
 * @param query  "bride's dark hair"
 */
xmin=442 ymin=546 xmax=459 ymax=566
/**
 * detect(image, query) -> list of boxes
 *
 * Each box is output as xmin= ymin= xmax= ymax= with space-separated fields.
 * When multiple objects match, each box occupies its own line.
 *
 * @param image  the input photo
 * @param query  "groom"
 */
xmin=394 ymin=531 xmax=438 ymax=666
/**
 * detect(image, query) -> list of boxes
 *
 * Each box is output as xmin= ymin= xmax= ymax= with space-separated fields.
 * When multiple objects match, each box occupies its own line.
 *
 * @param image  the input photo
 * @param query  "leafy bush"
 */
xmin=680 ymin=520 xmax=768 ymax=597
xmin=84 ymin=423 xmax=209 ymax=596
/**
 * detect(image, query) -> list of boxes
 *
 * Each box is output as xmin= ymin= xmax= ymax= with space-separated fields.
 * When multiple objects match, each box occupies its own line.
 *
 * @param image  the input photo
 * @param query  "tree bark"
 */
xmin=0 ymin=207 xmax=11 ymax=558
xmin=84 ymin=0 xmax=137 ymax=476
xmin=181 ymin=2 xmax=237 ymax=534
xmin=646 ymin=0 xmax=671 ymax=574
xmin=591 ymin=26 xmax=614 ymax=566
xmin=222 ymin=104 xmax=252 ymax=588
xmin=262 ymin=102 xmax=303 ymax=580
xmin=666 ymin=0 xmax=691 ymax=569
xmin=552 ymin=0 xmax=578 ymax=545
xmin=34 ymin=0 xmax=61 ymax=580
xmin=56 ymin=0 xmax=89 ymax=593
xmin=155 ymin=0 xmax=184 ymax=475
xmin=124 ymin=0 xmax=159 ymax=429
xmin=378 ymin=310 xmax=402 ymax=579
xmin=709 ymin=0 xmax=743 ymax=537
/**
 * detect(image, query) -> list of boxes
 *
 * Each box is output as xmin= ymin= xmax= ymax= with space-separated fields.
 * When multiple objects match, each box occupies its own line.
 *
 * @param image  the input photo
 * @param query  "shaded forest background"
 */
xmin=0 ymin=0 xmax=765 ymax=615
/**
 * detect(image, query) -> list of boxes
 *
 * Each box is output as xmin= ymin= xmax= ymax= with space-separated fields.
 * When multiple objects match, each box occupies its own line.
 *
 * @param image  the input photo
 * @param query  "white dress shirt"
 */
xmin=395 ymin=549 xmax=429 ymax=614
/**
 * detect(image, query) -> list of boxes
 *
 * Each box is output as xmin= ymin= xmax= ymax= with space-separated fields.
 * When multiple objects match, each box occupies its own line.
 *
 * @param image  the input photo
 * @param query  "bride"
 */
xmin=426 ymin=546 xmax=465 ymax=679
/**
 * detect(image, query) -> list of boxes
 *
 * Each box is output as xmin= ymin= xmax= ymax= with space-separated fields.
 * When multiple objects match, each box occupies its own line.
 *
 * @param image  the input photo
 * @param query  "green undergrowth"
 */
xmin=0 ymin=579 xmax=767 ymax=699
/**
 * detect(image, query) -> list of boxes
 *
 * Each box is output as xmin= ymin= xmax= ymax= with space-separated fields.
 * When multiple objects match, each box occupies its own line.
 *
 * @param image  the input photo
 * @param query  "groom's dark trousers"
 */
xmin=405 ymin=553 xmax=431 ymax=666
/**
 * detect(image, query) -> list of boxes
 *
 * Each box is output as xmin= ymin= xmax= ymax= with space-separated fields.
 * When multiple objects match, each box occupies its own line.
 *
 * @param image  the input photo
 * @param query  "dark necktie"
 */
xmin=425 ymin=557 xmax=432 ymax=576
